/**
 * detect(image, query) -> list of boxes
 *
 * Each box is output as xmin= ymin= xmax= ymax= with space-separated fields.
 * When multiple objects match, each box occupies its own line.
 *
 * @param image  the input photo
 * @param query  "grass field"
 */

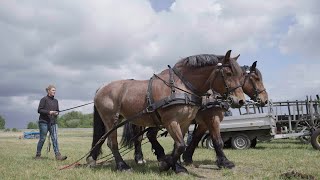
xmin=0 ymin=128 xmax=319 ymax=180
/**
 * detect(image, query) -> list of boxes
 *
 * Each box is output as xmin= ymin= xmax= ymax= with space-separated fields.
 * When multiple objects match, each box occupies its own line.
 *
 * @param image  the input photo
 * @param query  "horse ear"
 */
xmin=234 ymin=54 xmax=240 ymax=61
xmin=250 ymin=61 xmax=257 ymax=72
xmin=223 ymin=50 xmax=232 ymax=63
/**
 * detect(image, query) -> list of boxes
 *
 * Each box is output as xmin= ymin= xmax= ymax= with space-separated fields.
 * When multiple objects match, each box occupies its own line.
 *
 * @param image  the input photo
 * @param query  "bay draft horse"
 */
xmin=122 ymin=61 xmax=268 ymax=171
xmin=87 ymin=50 xmax=246 ymax=173
xmin=182 ymin=61 xmax=268 ymax=167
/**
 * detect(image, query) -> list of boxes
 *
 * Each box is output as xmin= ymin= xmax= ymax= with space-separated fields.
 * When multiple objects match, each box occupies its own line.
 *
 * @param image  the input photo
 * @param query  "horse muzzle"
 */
xmin=227 ymin=96 xmax=245 ymax=108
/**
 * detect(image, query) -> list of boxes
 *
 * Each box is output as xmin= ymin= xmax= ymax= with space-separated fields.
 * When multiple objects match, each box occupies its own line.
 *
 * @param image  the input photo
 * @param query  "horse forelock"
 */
xmin=174 ymin=54 xmax=220 ymax=68
xmin=241 ymin=65 xmax=250 ymax=73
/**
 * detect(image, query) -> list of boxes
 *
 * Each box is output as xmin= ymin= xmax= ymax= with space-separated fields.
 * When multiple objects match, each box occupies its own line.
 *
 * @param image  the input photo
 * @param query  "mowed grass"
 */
xmin=0 ymin=128 xmax=319 ymax=180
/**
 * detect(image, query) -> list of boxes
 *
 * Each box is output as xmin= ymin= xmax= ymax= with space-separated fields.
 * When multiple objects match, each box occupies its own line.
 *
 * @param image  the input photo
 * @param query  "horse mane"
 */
xmin=174 ymin=54 xmax=223 ymax=68
xmin=174 ymin=53 xmax=242 ymax=76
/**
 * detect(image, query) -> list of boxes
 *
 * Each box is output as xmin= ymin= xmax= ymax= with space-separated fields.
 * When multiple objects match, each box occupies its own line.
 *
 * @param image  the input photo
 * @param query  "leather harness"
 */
xmin=146 ymin=66 xmax=202 ymax=126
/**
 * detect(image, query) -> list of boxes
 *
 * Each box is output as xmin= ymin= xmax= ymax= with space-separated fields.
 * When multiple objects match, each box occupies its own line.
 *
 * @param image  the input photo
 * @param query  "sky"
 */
xmin=1 ymin=0 xmax=319 ymax=128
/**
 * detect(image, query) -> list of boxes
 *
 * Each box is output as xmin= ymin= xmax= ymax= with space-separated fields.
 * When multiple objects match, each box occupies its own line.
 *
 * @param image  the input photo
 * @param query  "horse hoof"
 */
xmin=120 ymin=168 xmax=133 ymax=172
xmin=224 ymin=161 xmax=235 ymax=169
xmin=86 ymin=156 xmax=96 ymax=167
xmin=177 ymin=171 xmax=189 ymax=176
xmin=136 ymin=159 xmax=146 ymax=165
xmin=174 ymin=163 xmax=189 ymax=174
xmin=117 ymin=162 xmax=132 ymax=171
xmin=159 ymin=161 xmax=171 ymax=172
xmin=216 ymin=159 xmax=235 ymax=169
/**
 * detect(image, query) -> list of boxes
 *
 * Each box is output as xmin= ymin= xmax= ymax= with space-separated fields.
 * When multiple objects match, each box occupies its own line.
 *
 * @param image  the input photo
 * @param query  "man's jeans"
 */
xmin=36 ymin=122 xmax=60 ymax=156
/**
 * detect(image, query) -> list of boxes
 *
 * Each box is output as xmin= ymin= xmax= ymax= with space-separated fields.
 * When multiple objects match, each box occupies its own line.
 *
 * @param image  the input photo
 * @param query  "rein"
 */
xmin=59 ymin=108 xmax=149 ymax=170
xmin=58 ymin=102 xmax=94 ymax=113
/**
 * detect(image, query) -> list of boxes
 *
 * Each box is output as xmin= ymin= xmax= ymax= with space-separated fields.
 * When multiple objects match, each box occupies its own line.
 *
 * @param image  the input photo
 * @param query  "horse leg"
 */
xmin=146 ymin=127 xmax=165 ymax=161
xmin=182 ymin=123 xmax=208 ymax=165
xmin=107 ymin=129 xmax=132 ymax=171
xmin=165 ymin=121 xmax=188 ymax=174
xmin=133 ymin=126 xmax=146 ymax=164
xmin=207 ymin=114 xmax=235 ymax=169
xmin=120 ymin=123 xmax=145 ymax=165
xmin=87 ymin=105 xmax=106 ymax=167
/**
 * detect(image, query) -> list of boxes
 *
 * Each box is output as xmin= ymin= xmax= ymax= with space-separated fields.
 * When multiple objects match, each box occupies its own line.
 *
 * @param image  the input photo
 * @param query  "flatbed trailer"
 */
xmin=190 ymin=96 xmax=320 ymax=150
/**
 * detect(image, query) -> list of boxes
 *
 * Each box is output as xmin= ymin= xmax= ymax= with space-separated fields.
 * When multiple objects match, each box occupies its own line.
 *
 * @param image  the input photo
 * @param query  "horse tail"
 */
xmin=90 ymin=105 xmax=105 ymax=159
xmin=120 ymin=122 xmax=139 ymax=148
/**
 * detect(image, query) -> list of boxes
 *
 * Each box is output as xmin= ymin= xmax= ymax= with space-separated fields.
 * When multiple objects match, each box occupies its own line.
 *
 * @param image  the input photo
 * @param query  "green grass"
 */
xmin=0 ymin=129 xmax=319 ymax=180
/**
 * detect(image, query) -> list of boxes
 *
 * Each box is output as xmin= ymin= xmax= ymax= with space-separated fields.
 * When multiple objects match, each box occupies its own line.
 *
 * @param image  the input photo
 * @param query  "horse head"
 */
xmin=205 ymin=50 xmax=246 ymax=108
xmin=242 ymin=61 xmax=268 ymax=106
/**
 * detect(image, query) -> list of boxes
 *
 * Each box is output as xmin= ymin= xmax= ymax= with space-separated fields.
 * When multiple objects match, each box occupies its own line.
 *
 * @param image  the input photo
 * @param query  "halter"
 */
xmin=210 ymin=63 xmax=242 ymax=100
xmin=243 ymin=70 xmax=266 ymax=101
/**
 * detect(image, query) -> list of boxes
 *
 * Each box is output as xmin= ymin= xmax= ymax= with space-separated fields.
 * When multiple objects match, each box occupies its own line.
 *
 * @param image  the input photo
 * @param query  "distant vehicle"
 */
xmin=23 ymin=132 xmax=40 ymax=139
xmin=188 ymin=96 xmax=320 ymax=150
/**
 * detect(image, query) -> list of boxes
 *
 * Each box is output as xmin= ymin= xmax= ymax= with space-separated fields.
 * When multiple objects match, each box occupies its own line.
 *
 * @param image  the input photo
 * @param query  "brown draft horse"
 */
xmin=86 ymin=50 xmax=246 ymax=173
xmin=182 ymin=61 xmax=268 ymax=167
xmin=121 ymin=61 xmax=268 ymax=171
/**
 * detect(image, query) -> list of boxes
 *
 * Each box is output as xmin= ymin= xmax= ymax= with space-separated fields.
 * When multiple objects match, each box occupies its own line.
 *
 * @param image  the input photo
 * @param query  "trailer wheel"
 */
xmin=205 ymin=136 xmax=226 ymax=150
xmin=205 ymin=137 xmax=214 ymax=150
xmin=231 ymin=134 xmax=251 ymax=150
xmin=298 ymin=135 xmax=311 ymax=144
xmin=311 ymin=129 xmax=320 ymax=150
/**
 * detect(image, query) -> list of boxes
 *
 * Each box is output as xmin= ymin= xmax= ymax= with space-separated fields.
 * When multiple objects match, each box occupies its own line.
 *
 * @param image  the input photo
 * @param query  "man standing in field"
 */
xmin=34 ymin=85 xmax=67 ymax=161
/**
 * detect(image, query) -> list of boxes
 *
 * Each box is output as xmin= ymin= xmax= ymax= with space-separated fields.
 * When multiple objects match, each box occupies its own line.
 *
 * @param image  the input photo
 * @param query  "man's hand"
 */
xmin=49 ymin=111 xmax=59 ymax=116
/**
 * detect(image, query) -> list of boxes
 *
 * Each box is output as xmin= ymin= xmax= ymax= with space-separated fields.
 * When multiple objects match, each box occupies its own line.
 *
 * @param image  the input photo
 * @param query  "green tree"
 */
xmin=27 ymin=122 xmax=38 ymax=129
xmin=57 ymin=111 xmax=93 ymax=128
xmin=65 ymin=119 xmax=80 ymax=128
xmin=0 ymin=115 xmax=5 ymax=129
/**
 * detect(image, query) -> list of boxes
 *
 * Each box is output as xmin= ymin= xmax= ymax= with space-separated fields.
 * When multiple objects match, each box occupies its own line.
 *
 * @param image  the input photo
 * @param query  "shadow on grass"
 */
xmin=74 ymin=159 xmax=210 ymax=178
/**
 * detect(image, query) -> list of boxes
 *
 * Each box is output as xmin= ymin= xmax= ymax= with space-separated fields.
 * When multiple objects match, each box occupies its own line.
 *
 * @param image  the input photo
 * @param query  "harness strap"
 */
xmin=146 ymin=93 xmax=202 ymax=111
xmin=172 ymin=66 xmax=203 ymax=96
xmin=200 ymin=99 xmax=230 ymax=111
xmin=168 ymin=65 xmax=176 ymax=93
xmin=146 ymin=76 xmax=163 ymax=126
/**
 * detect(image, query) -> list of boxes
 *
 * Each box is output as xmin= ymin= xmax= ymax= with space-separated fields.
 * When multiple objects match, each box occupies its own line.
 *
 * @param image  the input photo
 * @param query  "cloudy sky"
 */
xmin=1 ymin=0 xmax=319 ymax=128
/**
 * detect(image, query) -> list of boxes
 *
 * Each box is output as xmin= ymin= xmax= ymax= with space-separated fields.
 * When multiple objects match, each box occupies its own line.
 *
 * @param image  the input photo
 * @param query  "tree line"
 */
xmin=27 ymin=111 xmax=93 ymax=129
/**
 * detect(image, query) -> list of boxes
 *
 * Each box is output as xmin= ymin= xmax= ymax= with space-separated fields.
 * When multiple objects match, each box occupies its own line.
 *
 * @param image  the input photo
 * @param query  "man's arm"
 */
xmin=38 ymin=98 xmax=49 ymax=115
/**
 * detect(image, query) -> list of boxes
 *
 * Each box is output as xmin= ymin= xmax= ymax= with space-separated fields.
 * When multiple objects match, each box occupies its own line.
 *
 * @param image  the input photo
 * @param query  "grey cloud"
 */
xmin=1 ymin=0 xmax=320 ymax=128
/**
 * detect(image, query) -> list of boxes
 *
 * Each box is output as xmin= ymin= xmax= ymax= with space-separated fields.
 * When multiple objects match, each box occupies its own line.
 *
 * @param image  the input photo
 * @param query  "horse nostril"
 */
xmin=239 ymin=100 xmax=244 ymax=106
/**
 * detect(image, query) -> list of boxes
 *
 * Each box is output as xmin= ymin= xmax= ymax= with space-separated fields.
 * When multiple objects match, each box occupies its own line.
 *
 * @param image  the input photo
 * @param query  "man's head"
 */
xmin=46 ymin=85 xmax=56 ymax=97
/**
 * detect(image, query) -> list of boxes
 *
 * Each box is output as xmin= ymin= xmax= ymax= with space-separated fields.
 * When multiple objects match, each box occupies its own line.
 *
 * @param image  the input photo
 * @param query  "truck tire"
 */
xmin=311 ymin=129 xmax=320 ymax=150
xmin=231 ymin=133 xmax=251 ymax=150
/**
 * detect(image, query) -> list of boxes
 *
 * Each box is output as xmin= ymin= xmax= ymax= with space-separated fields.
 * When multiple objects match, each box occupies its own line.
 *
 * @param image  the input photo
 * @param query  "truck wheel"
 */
xmin=231 ymin=134 xmax=251 ymax=150
xmin=311 ymin=129 xmax=320 ymax=150
xmin=251 ymin=138 xmax=257 ymax=148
